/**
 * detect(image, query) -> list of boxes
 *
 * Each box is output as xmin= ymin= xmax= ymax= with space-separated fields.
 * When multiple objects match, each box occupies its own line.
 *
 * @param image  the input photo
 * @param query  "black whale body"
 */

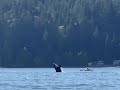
xmin=53 ymin=63 xmax=62 ymax=72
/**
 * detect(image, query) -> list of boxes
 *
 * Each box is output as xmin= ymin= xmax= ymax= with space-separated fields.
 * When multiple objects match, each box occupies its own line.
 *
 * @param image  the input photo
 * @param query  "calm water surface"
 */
xmin=0 ymin=67 xmax=120 ymax=90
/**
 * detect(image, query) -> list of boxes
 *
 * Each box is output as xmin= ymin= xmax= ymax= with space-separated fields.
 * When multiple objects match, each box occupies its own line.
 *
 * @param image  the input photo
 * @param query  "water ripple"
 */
xmin=0 ymin=68 xmax=120 ymax=90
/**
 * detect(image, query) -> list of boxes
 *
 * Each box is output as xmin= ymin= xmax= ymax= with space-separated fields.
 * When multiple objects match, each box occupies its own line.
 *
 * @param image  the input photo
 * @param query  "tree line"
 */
xmin=0 ymin=0 xmax=120 ymax=67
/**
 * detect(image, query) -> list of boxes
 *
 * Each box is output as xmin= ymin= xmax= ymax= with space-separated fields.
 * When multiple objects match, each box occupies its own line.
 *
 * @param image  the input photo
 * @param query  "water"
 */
xmin=0 ymin=67 xmax=120 ymax=90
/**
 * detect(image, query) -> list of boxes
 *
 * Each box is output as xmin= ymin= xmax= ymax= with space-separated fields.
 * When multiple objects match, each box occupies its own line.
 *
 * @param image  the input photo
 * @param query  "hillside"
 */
xmin=0 ymin=0 xmax=120 ymax=67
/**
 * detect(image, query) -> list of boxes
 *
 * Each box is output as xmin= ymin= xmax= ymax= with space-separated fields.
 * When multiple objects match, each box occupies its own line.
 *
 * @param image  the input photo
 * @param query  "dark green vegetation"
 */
xmin=0 ymin=0 xmax=120 ymax=67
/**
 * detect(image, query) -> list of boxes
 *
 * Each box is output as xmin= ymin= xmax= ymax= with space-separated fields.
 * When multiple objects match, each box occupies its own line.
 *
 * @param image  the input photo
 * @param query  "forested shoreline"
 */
xmin=0 ymin=0 xmax=120 ymax=67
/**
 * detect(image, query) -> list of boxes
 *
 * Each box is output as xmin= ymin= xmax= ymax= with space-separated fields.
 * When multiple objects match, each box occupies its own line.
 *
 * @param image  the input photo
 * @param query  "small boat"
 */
xmin=80 ymin=67 xmax=93 ymax=71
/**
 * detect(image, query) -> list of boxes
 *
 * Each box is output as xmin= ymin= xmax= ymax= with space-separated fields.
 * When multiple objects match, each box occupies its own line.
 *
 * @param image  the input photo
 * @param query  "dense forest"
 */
xmin=0 ymin=0 xmax=120 ymax=67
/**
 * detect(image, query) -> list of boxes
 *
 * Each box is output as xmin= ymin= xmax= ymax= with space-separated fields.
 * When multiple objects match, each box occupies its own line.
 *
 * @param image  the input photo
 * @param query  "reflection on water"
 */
xmin=0 ymin=67 xmax=120 ymax=90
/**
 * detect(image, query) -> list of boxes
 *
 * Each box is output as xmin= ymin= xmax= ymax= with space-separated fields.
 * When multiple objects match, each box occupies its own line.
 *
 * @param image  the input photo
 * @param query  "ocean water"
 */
xmin=0 ymin=67 xmax=120 ymax=90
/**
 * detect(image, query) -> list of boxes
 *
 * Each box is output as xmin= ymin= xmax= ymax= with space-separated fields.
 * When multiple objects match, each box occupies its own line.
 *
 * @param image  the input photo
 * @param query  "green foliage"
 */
xmin=0 ymin=0 xmax=120 ymax=67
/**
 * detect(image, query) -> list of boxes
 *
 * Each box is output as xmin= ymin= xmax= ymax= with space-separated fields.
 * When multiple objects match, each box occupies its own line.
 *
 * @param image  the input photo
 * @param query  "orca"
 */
xmin=53 ymin=63 xmax=62 ymax=72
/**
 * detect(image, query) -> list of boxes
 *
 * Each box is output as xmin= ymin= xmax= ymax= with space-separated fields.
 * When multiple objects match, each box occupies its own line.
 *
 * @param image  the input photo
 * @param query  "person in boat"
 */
xmin=80 ymin=67 xmax=93 ymax=71
xmin=85 ymin=67 xmax=92 ymax=71
xmin=53 ymin=63 xmax=62 ymax=72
